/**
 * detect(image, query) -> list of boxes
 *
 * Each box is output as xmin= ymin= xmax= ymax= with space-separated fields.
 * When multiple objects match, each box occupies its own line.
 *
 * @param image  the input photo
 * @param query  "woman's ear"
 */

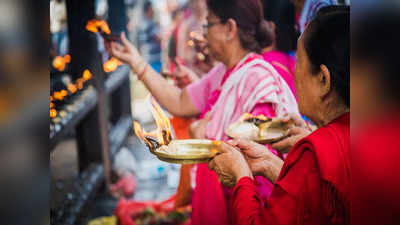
xmin=226 ymin=18 xmax=238 ymax=41
xmin=268 ymin=21 xmax=276 ymax=33
xmin=319 ymin=64 xmax=331 ymax=97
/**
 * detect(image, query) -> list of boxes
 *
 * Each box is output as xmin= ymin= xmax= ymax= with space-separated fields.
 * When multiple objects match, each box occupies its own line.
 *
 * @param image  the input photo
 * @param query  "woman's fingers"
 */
xmin=115 ymin=41 xmax=128 ymax=52
xmin=233 ymin=139 xmax=261 ymax=151
xmin=282 ymin=113 xmax=306 ymax=128
xmin=286 ymin=126 xmax=306 ymax=136
xmin=218 ymin=142 xmax=235 ymax=154
xmin=271 ymin=137 xmax=294 ymax=153
xmin=120 ymin=32 xmax=133 ymax=51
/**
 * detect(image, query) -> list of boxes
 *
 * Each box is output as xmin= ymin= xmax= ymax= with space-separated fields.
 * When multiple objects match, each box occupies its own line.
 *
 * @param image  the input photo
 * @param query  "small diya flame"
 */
xmin=67 ymin=84 xmax=77 ymax=94
xmin=52 ymin=54 xmax=71 ymax=72
xmin=76 ymin=78 xmax=85 ymax=90
xmin=187 ymin=40 xmax=194 ymax=47
xmin=133 ymin=121 xmax=161 ymax=151
xmin=83 ymin=69 xmax=93 ymax=81
xmin=104 ymin=57 xmax=123 ymax=73
xmin=86 ymin=19 xmax=111 ymax=34
xmin=133 ymin=99 xmax=173 ymax=152
xmin=60 ymin=90 xmax=68 ymax=97
xmin=50 ymin=109 xmax=57 ymax=118
xmin=53 ymin=91 xmax=64 ymax=101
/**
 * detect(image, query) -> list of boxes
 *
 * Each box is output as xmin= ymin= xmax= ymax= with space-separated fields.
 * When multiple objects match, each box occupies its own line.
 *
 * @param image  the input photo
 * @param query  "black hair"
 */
xmin=207 ymin=0 xmax=273 ymax=53
xmin=262 ymin=0 xmax=299 ymax=52
xmin=143 ymin=1 xmax=152 ymax=13
xmin=303 ymin=5 xmax=350 ymax=107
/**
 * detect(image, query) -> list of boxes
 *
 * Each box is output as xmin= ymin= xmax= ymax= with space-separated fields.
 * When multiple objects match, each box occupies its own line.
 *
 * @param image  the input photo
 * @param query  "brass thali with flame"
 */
xmin=134 ymin=99 xmax=221 ymax=164
xmin=225 ymin=113 xmax=294 ymax=144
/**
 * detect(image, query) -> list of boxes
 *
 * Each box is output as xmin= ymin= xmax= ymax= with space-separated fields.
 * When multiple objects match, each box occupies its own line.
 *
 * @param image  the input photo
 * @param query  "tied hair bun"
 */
xmin=255 ymin=19 xmax=274 ymax=50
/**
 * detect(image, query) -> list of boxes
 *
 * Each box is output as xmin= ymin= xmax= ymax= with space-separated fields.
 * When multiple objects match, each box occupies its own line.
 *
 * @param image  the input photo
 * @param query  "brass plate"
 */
xmin=225 ymin=119 xmax=289 ymax=144
xmin=156 ymin=156 xmax=212 ymax=164
xmin=254 ymin=135 xmax=287 ymax=144
xmin=225 ymin=134 xmax=287 ymax=144
xmin=152 ymin=139 xmax=220 ymax=164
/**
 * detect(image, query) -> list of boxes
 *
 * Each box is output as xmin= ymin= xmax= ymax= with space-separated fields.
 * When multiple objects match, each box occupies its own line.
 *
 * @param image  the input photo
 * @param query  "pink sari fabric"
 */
xmin=190 ymin=53 xmax=299 ymax=225
xmin=262 ymin=50 xmax=297 ymax=98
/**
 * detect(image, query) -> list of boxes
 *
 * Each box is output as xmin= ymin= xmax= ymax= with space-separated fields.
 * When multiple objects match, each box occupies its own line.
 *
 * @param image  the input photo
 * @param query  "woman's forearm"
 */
xmin=132 ymin=62 xmax=199 ymax=117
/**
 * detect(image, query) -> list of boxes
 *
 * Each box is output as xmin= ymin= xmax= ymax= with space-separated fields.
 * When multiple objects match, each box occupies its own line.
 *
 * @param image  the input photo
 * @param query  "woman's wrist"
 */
xmin=262 ymin=157 xmax=284 ymax=183
xmin=130 ymin=57 xmax=145 ymax=74
xmin=235 ymin=164 xmax=254 ymax=183
xmin=137 ymin=63 xmax=148 ymax=81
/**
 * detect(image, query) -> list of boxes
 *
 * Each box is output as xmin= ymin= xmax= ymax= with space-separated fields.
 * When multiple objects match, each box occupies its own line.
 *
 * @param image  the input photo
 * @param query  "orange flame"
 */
xmin=50 ymin=109 xmax=57 ymax=118
xmin=67 ymin=84 xmax=77 ymax=94
xmin=76 ymin=78 xmax=84 ymax=90
xmin=150 ymin=99 xmax=172 ymax=145
xmin=64 ymin=54 xmax=71 ymax=63
xmin=86 ymin=19 xmax=111 ymax=34
xmin=104 ymin=57 xmax=123 ymax=73
xmin=52 ymin=55 xmax=71 ymax=72
xmin=187 ymin=40 xmax=194 ymax=47
xmin=134 ymin=121 xmax=161 ymax=150
xmin=50 ymin=102 xmax=54 ymax=108
xmin=83 ymin=69 xmax=92 ymax=81
xmin=53 ymin=91 xmax=63 ymax=101
xmin=133 ymin=99 xmax=173 ymax=150
xmin=60 ymin=90 xmax=68 ymax=97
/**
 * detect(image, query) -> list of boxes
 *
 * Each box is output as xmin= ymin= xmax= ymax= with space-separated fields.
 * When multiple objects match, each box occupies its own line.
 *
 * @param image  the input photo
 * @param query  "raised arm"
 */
xmin=106 ymin=32 xmax=199 ymax=117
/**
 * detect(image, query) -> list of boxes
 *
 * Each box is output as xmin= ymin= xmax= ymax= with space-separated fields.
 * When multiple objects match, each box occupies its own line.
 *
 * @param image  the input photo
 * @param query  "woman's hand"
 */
xmin=208 ymin=142 xmax=253 ymax=186
xmin=271 ymin=114 xmax=313 ymax=154
xmin=228 ymin=139 xmax=283 ymax=183
xmin=189 ymin=113 xmax=210 ymax=139
xmin=175 ymin=62 xmax=199 ymax=87
xmin=105 ymin=32 xmax=145 ymax=73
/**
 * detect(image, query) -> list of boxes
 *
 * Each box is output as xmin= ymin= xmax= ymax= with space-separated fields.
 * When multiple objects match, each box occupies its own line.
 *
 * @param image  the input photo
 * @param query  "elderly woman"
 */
xmin=107 ymin=0 xmax=298 ymax=224
xmin=209 ymin=6 xmax=350 ymax=225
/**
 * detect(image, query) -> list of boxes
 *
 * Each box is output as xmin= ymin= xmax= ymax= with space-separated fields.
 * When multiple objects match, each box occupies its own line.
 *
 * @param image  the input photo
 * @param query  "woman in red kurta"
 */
xmin=209 ymin=6 xmax=350 ymax=225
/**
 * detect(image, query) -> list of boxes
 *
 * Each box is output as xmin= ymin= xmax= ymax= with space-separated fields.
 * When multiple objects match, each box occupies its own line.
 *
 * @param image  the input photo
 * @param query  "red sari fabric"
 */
xmin=231 ymin=113 xmax=350 ymax=225
xmin=192 ymin=54 xmax=281 ymax=225
xmin=351 ymin=111 xmax=400 ymax=225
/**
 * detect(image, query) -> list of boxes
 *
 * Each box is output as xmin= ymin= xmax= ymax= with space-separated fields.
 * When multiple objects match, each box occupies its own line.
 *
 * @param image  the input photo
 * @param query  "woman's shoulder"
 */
xmin=243 ymin=58 xmax=279 ymax=82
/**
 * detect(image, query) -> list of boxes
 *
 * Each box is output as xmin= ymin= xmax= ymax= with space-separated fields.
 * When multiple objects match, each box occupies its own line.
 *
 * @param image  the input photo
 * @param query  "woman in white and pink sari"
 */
xmin=107 ymin=1 xmax=298 ymax=224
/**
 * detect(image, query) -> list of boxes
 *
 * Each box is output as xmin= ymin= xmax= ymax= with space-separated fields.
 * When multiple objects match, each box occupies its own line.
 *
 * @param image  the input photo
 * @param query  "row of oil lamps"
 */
xmin=50 ymin=19 xmax=124 ymax=122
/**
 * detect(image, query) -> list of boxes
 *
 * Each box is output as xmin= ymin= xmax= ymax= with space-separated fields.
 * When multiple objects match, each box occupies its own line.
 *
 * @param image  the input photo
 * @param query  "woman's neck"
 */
xmin=223 ymin=47 xmax=250 ymax=69
xmin=262 ymin=45 xmax=277 ymax=54
xmin=315 ymin=100 xmax=349 ymax=127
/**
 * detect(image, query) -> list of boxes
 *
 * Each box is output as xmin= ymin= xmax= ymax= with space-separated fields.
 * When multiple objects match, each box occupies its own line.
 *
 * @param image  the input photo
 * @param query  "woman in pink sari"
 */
xmin=261 ymin=0 xmax=299 ymax=97
xmin=107 ymin=0 xmax=298 ymax=224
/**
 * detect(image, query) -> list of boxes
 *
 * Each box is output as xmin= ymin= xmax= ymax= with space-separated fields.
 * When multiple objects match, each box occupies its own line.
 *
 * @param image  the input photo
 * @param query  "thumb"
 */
xmin=233 ymin=139 xmax=257 ymax=150
xmin=286 ymin=127 xmax=308 ymax=137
